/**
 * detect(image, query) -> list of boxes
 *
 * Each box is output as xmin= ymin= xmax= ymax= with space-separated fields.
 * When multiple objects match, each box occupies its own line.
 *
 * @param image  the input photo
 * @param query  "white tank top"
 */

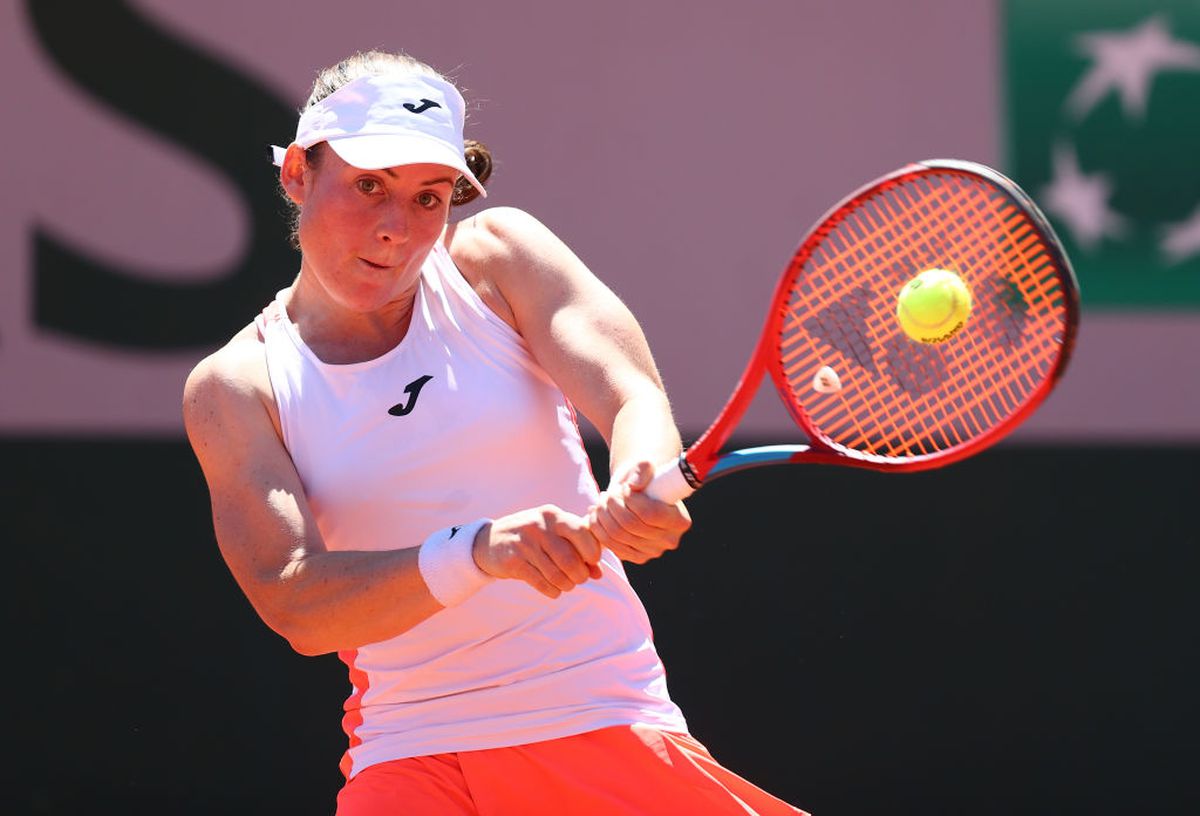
xmin=257 ymin=244 xmax=687 ymax=778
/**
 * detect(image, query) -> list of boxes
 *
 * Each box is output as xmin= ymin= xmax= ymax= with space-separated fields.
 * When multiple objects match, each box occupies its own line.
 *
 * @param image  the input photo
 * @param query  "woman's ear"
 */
xmin=280 ymin=144 xmax=310 ymax=205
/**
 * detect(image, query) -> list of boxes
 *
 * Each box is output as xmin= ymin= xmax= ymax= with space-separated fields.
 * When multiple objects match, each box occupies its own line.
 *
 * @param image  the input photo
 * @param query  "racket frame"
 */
xmin=669 ymin=159 xmax=1080 ymax=494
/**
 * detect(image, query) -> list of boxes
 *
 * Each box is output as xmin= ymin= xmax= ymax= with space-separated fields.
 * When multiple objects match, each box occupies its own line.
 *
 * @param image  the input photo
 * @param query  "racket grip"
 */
xmin=645 ymin=457 xmax=697 ymax=504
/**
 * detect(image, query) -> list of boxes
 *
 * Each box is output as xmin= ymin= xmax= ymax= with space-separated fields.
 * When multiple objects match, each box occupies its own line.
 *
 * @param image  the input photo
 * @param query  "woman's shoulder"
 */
xmin=443 ymin=207 xmax=565 ymax=329
xmin=181 ymin=319 xmax=290 ymax=476
xmin=183 ymin=321 xmax=275 ymax=428
xmin=444 ymin=205 xmax=578 ymax=283
xmin=444 ymin=206 xmax=548 ymax=264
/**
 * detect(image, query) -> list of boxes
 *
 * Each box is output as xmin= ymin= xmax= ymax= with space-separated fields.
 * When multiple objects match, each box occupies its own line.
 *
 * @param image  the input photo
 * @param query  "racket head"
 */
xmin=752 ymin=159 xmax=1079 ymax=472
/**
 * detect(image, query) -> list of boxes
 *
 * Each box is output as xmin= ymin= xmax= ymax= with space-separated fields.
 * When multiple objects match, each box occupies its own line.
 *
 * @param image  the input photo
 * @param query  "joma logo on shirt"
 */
xmin=388 ymin=375 xmax=434 ymax=417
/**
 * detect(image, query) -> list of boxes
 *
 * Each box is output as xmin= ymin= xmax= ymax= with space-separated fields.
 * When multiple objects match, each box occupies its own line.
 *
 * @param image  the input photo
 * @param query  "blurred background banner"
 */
xmin=1000 ymin=0 xmax=1200 ymax=439
xmin=1007 ymin=0 xmax=1200 ymax=308
xmin=3 ymin=0 xmax=1195 ymax=439
xmin=3 ymin=2 xmax=1197 ymax=814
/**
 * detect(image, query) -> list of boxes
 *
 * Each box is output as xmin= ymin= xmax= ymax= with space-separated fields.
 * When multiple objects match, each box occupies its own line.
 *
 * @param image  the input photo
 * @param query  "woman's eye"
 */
xmin=357 ymin=179 xmax=380 ymax=194
xmin=417 ymin=191 xmax=441 ymax=208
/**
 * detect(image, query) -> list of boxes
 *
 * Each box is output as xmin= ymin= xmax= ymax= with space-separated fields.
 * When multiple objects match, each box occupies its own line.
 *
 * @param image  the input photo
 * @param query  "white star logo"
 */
xmin=1066 ymin=15 xmax=1200 ymax=121
xmin=1160 ymin=205 xmax=1200 ymax=265
xmin=1041 ymin=144 xmax=1128 ymax=252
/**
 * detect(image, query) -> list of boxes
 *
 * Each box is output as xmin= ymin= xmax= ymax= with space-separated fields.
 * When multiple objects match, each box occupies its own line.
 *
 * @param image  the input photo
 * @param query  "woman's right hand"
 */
xmin=472 ymin=506 xmax=603 ymax=598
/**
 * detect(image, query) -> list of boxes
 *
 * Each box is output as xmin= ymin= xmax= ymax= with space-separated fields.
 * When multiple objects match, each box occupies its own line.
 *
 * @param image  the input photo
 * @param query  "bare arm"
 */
xmin=183 ymin=331 xmax=599 ymax=656
xmin=182 ymin=335 xmax=443 ymax=655
xmin=449 ymin=207 xmax=692 ymax=563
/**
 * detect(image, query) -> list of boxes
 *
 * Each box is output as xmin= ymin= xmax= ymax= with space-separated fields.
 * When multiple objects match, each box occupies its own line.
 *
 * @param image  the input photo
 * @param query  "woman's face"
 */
xmin=286 ymin=146 xmax=457 ymax=314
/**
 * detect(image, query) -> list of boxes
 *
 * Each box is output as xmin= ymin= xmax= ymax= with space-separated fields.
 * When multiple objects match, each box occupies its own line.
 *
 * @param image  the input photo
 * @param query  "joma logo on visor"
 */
xmin=403 ymin=98 xmax=441 ymax=114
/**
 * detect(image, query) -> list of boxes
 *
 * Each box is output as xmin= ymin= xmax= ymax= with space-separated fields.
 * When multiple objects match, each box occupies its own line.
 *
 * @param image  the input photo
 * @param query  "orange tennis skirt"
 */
xmin=335 ymin=725 xmax=809 ymax=815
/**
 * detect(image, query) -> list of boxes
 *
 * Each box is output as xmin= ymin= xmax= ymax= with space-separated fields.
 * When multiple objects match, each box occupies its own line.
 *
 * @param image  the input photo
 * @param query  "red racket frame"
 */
xmin=670 ymin=159 xmax=1080 ymax=493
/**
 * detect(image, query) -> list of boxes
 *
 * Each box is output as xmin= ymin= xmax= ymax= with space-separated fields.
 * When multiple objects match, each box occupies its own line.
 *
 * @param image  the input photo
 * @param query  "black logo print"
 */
xmin=388 ymin=375 xmax=434 ymax=416
xmin=403 ymin=99 xmax=441 ymax=114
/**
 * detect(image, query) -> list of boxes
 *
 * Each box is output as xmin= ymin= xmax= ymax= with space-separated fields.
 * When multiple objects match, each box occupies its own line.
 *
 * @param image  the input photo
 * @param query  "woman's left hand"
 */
xmin=588 ymin=461 xmax=692 ymax=564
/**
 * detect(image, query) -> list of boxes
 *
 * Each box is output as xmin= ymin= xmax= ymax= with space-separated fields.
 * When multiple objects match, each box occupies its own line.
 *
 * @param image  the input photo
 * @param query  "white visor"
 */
xmin=271 ymin=72 xmax=486 ymax=198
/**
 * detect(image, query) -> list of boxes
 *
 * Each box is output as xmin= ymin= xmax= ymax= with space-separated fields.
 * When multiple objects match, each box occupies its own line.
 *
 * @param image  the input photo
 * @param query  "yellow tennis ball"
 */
xmin=896 ymin=269 xmax=972 ymax=344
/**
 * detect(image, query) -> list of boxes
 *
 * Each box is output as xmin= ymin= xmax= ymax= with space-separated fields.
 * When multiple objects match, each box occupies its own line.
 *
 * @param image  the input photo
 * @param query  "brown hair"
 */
xmin=282 ymin=50 xmax=493 ymax=247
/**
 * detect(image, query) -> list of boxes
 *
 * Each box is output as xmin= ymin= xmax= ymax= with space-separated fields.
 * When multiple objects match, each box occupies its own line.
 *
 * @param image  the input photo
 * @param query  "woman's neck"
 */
xmin=283 ymin=270 xmax=420 ymax=364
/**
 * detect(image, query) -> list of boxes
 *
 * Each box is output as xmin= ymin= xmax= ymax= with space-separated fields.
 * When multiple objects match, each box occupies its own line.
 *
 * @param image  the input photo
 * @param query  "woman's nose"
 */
xmin=376 ymin=206 xmax=408 ymax=243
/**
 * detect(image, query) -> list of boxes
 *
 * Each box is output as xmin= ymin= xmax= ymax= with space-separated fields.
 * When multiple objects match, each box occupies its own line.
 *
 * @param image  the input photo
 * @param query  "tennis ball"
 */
xmin=896 ymin=268 xmax=972 ymax=344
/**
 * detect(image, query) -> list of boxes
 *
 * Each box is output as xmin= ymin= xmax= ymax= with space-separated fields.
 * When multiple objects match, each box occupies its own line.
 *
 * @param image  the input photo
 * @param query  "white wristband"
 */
xmin=417 ymin=519 xmax=494 ymax=607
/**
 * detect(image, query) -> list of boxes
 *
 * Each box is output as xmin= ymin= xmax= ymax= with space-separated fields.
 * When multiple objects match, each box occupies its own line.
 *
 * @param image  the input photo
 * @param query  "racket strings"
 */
xmin=849 ymin=180 xmax=1057 ymax=452
xmin=859 ymin=187 xmax=1046 ymax=452
xmin=888 ymin=182 xmax=1027 ymax=446
xmin=776 ymin=169 xmax=1070 ymax=460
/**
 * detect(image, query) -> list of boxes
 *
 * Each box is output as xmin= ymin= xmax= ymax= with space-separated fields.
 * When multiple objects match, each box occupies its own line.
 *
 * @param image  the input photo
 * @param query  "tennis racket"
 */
xmin=648 ymin=159 xmax=1080 ymax=503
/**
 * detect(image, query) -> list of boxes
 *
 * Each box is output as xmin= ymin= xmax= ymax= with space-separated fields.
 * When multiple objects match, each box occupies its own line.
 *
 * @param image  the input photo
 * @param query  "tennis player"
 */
xmin=183 ymin=49 xmax=808 ymax=815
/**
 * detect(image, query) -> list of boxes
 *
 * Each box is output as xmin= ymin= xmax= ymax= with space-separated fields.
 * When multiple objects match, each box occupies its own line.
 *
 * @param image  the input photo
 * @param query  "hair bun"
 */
xmin=454 ymin=140 xmax=492 ymax=206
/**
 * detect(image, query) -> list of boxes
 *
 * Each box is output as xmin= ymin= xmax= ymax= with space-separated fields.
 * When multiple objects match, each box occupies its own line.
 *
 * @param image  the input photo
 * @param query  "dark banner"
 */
xmin=6 ymin=440 xmax=1197 ymax=814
